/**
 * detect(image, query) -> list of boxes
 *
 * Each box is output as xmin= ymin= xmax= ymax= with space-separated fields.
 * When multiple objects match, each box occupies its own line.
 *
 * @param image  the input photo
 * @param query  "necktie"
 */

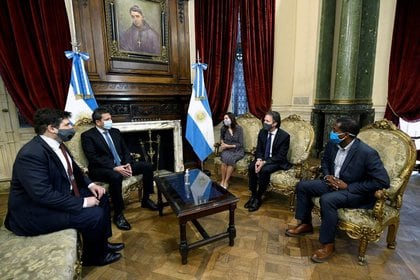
xmin=103 ymin=131 xmax=121 ymax=166
xmin=59 ymin=144 xmax=80 ymax=197
xmin=264 ymin=132 xmax=272 ymax=159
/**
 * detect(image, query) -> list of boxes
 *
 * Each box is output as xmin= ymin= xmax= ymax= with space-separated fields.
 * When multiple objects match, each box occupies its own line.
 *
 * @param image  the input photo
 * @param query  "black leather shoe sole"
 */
xmin=107 ymin=242 xmax=125 ymax=252
xmin=83 ymin=252 xmax=122 ymax=266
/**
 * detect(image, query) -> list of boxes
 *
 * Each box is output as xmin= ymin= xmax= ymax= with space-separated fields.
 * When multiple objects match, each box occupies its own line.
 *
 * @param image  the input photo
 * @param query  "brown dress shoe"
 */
xmin=285 ymin=224 xmax=313 ymax=237
xmin=311 ymin=243 xmax=335 ymax=263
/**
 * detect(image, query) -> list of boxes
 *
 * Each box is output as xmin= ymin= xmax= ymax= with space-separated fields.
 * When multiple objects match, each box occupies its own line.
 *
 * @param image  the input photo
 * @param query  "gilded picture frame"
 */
xmin=105 ymin=0 xmax=168 ymax=64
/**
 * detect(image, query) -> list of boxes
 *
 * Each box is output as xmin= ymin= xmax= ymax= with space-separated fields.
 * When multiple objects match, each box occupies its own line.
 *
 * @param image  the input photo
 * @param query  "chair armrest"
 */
xmin=214 ymin=142 xmax=221 ymax=156
xmin=372 ymin=189 xmax=386 ymax=222
xmin=309 ymin=165 xmax=322 ymax=179
xmin=131 ymin=153 xmax=142 ymax=162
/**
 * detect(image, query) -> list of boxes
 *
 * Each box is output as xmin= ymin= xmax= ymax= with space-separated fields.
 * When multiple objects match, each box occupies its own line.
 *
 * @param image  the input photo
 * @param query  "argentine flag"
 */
xmin=186 ymin=62 xmax=214 ymax=162
xmin=64 ymin=51 xmax=98 ymax=123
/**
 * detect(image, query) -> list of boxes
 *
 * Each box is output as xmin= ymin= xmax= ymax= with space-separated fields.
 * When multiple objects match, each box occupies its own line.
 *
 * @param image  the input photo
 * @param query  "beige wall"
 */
xmin=272 ymin=0 xmax=320 ymax=121
xmin=372 ymin=0 xmax=397 ymax=118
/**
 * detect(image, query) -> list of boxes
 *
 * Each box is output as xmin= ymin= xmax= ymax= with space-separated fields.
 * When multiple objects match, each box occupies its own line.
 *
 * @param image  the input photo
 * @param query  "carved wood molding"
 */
xmin=91 ymin=82 xmax=191 ymax=95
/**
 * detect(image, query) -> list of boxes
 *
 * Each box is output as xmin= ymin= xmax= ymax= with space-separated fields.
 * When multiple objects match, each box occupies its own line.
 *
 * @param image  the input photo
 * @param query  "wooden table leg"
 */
xmin=157 ymin=188 xmax=163 ymax=216
xmin=228 ymin=204 xmax=236 ymax=246
xmin=179 ymin=222 xmax=188 ymax=264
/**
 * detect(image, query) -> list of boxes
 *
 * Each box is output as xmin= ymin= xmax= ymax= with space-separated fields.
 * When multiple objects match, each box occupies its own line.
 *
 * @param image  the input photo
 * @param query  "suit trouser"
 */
xmin=295 ymin=179 xmax=371 ymax=244
xmin=247 ymin=160 xmax=282 ymax=199
xmin=69 ymin=189 xmax=112 ymax=263
xmin=89 ymin=161 xmax=154 ymax=214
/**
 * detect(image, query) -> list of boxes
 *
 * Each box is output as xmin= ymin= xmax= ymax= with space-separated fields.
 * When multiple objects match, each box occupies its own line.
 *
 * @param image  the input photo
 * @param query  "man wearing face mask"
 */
xmin=285 ymin=117 xmax=390 ymax=263
xmin=81 ymin=107 xmax=157 ymax=231
xmin=5 ymin=108 xmax=123 ymax=266
xmin=245 ymin=111 xmax=292 ymax=212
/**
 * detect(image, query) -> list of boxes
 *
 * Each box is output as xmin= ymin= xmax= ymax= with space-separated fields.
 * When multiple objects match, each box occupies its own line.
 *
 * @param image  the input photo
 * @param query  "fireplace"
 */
xmin=113 ymin=120 xmax=184 ymax=173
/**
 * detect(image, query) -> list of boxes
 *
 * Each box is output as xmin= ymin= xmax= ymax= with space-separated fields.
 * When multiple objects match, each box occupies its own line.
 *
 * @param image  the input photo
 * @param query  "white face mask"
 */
xmin=103 ymin=120 xmax=112 ymax=130
xmin=223 ymin=119 xmax=232 ymax=126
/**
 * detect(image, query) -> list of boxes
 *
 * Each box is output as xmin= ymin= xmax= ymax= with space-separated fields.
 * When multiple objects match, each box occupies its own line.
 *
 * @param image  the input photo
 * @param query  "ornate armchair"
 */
xmin=267 ymin=114 xmax=314 ymax=211
xmin=213 ymin=113 xmax=262 ymax=178
xmin=66 ymin=118 xmax=143 ymax=203
xmin=312 ymin=119 xmax=417 ymax=265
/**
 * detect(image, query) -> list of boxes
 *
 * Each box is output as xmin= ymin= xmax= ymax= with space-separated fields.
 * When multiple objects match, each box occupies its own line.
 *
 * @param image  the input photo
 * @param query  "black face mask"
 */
xmin=57 ymin=128 xmax=76 ymax=142
xmin=263 ymin=123 xmax=272 ymax=131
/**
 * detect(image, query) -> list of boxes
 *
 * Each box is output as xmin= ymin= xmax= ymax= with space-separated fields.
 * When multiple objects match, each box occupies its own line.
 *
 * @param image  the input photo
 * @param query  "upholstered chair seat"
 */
xmin=312 ymin=119 xmax=417 ymax=265
xmin=268 ymin=114 xmax=314 ymax=210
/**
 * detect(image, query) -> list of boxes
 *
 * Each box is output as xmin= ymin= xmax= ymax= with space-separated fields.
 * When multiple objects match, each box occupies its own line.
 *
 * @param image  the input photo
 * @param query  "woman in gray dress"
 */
xmin=220 ymin=112 xmax=244 ymax=188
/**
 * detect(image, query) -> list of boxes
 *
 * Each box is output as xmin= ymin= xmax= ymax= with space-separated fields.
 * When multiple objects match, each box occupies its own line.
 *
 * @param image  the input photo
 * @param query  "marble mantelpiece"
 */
xmin=113 ymin=120 xmax=184 ymax=172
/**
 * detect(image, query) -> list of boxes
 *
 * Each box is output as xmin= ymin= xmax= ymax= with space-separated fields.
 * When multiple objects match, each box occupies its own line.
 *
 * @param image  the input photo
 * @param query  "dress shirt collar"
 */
xmin=40 ymin=135 xmax=61 ymax=150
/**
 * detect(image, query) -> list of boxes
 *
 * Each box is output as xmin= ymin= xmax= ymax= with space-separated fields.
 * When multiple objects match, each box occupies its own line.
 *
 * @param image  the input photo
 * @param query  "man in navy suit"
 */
xmin=285 ymin=117 xmax=390 ymax=263
xmin=245 ymin=111 xmax=292 ymax=212
xmin=81 ymin=107 xmax=157 ymax=231
xmin=5 ymin=108 xmax=123 ymax=266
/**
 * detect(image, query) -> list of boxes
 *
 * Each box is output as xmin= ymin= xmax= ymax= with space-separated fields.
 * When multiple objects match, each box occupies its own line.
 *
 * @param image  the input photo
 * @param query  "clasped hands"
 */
xmin=114 ymin=163 xmax=132 ymax=177
xmin=86 ymin=184 xmax=106 ymax=207
xmin=324 ymin=175 xmax=348 ymax=191
xmin=255 ymin=159 xmax=265 ymax=173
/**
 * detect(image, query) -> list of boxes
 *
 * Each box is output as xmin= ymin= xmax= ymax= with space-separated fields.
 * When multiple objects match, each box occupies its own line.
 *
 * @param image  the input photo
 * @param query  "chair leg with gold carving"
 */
xmin=289 ymin=192 xmax=296 ymax=212
xmin=386 ymin=222 xmax=398 ymax=249
xmin=357 ymin=236 xmax=369 ymax=266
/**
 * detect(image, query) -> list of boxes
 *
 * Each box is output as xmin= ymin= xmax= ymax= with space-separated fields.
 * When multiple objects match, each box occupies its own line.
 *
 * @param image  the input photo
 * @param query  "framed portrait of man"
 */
xmin=105 ymin=0 xmax=168 ymax=63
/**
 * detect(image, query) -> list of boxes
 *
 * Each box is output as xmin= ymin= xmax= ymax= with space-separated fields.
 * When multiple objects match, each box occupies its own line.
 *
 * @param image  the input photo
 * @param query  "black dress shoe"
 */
xmin=141 ymin=198 xmax=158 ymax=211
xmin=113 ymin=214 xmax=131 ymax=230
xmin=83 ymin=252 xmax=121 ymax=266
xmin=101 ymin=252 xmax=121 ymax=266
xmin=107 ymin=242 xmax=125 ymax=252
xmin=244 ymin=196 xmax=255 ymax=208
xmin=248 ymin=198 xmax=262 ymax=212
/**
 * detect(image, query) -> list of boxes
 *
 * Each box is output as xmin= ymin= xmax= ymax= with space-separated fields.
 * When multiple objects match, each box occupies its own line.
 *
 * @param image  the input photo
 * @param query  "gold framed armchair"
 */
xmin=66 ymin=118 xmax=143 ymax=203
xmin=213 ymin=113 xmax=262 ymax=178
xmin=312 ymin=119 xmax=417 ymax=265
xmin=267 ymin=114 xmax=314 ymax=211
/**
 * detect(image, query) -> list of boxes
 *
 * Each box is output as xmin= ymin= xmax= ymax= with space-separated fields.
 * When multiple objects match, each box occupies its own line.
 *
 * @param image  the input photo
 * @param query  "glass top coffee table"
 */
xmin=154 ymin=169 xmax=239 ymax=264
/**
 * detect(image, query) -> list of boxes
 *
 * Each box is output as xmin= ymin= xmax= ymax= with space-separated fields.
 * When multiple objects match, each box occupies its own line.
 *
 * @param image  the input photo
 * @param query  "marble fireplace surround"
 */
xmin=113 ymin=120 xmax=184 ymax=172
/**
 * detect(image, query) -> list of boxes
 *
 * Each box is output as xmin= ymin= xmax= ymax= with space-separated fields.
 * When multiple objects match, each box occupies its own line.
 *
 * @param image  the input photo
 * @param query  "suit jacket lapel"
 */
xmin=37 ymin=136 xmax=68 ymax=180
xmin=340 ymin=139 xmax=359 ymax=175
xmin=94 ymin=128 xmax=113 ymax=155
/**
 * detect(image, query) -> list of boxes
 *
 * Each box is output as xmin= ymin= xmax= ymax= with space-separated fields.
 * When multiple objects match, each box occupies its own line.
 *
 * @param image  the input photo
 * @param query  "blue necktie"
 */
xmin=103 ymin=131 xmax=121 ymax=166
xmin=264 ymin=132 xmax=272 ymax=159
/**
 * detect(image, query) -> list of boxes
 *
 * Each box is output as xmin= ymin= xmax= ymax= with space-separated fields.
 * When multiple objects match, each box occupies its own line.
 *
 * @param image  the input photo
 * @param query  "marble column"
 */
xmin=312 ymin=0 xmax=379 ymax=157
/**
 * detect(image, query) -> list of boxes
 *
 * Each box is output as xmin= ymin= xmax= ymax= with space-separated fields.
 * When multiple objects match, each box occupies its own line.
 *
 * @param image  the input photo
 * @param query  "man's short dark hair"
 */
xmin=336 ymin=117 xmax=360 ymax=136
xmin=92 ymin=107 xmax=111 ymax=122
xmin=267 ymin=111 xmax=281 ymax=128
xmin=33 ymin=108 xmax=71 ymax=135
xmin=129 ymin=5 xmax=143 ymax=15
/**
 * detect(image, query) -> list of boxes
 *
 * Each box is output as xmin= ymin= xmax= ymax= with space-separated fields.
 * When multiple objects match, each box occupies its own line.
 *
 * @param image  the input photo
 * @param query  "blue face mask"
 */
xmin=329 ymin=131 xmax=345 ymax=144
xmin=103 ymin=120 xmax=112 ymax=130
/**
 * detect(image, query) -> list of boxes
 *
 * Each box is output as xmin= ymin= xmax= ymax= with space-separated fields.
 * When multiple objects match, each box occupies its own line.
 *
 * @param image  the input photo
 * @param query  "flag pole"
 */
xmin=64 ymin=0 xmax=80 ymax=52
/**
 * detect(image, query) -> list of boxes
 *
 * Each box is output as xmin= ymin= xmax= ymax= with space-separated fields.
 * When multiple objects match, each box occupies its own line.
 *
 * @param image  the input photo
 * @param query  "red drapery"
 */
xmin=195 ymin=0 xmax=275 ymax=122
xmin=0 ymin=1 xmax=71 ymax=125
xmin=194 ymin=0 xmax=240 ymax=123
xmin=240 ymin=0 xmax=275 ymax=119
xmin=384 ymin=0 xmax=420 ymax=125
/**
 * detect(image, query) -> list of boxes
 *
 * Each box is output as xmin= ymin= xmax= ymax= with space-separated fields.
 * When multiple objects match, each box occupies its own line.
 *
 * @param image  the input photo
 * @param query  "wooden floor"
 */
xmin=1 ymin=173 xmax=419 ymax=280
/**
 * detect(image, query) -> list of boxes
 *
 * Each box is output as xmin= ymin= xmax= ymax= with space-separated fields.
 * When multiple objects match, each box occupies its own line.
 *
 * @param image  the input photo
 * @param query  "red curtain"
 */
xmin=384 ymin=0 xmax=420 ymax=125
xmin=0 ymin=1 xmax=71 ymax=125
xmin=240 ymin=0 xmax=275 ymax=119
xmin=194 ymin=0 xmax=240 ymax=123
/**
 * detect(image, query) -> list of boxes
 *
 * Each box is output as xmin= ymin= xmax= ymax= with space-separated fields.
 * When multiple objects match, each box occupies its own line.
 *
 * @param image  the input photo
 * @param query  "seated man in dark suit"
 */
xmin=5 ymin=108 xmax=123 ymax=266
xmin=81 ymin=107 xmax=157 ymax=231
xmin=245 ymin=111 xmax=292 ymax=212
xmin=285 ymin=117 xmax=390 ymax=263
